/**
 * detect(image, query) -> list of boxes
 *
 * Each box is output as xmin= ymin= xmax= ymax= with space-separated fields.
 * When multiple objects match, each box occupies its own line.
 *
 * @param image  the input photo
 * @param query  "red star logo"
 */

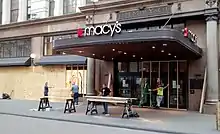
xmin=77 ymin=28 xmax=84 ymax=37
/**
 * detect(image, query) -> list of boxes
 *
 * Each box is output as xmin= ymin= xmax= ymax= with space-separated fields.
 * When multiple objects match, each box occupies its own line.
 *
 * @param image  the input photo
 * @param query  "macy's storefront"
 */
xmin=53 ymin=20 xmax=205 ymax=111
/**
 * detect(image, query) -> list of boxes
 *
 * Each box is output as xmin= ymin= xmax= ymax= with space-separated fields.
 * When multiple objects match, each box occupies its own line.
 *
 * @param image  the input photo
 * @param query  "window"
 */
xmin=0 ymin=0 xmax=2 ymax=24
xmin=0 ymin=39 xmax=31 ymax=58
xmin=43 ymin=34 xmax=76 ymax=56
xmin=63 ymin=0 xmax=77 ymax=14
xmin=10 ymin=0 xmax=19 ymax=22
xmin=49 ymin=0 xmax=55 ymax=17
xmin=27 ymin=0 xmax=31 ymax=20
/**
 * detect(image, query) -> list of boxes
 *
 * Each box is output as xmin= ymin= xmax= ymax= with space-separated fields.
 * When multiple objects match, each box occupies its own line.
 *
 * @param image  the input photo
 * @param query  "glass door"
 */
xmin=159 ymin=62 xmax=169 ymax=108
xmin=139 ymin=62 xmax=151 ymax=107
xmin=151 ymin=62 xmax=159 ymax=107
xmin=177 ymin=61 xmax=188 ymax=109
xmin=169 ymin=62 xmax=178 ymax=108
xmin=118 ymin=61 xmax=188 ymax=109
xmin=119 ymin=75 xmax=132 ymax=98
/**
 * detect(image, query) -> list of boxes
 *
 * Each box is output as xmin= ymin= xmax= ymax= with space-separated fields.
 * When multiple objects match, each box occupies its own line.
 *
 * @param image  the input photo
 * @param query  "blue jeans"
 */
xmin=103 ymin=102 xmax=108 ymax=114
xmin=73 ymin=92 xmax=79 ymax=105
xmin=156 ymin=96 xmax=164 ymax=107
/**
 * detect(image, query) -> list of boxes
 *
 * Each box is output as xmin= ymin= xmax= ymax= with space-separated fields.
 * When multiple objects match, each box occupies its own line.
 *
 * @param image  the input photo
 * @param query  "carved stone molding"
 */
xmin=206 ymin=0 xmax=217 ymax=8
xmin=206 ymin=15 xmax=218 ymax=21
xmin=86 ymin=15 xmax=94 ymax=24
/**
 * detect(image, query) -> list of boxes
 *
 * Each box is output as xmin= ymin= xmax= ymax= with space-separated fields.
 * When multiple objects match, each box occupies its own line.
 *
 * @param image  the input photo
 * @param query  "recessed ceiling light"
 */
xmin=112 ymin=49 xmax=115 ymax=51
xmin=174 ymin=56 xmax=177 ymax=58
xmin=102 ymin=56 xmax=105 ymax=58
xmin=118 ymin=51 xmax=122 ymax=54
xmin=141 ymin=57 xmax=143 ymax=60
xmin=62 ymin=52 xmax=66 ymax=55
xmin=152 ymin=46 xmax=155 ymax=49
xmin=168 ymin=53 xmax=171 ymax=55
xmin=92 ymin=53 xmax=95 ymax=56
xmin=163 ymin=44 xmax=167 ymax=46
xmin=161 ymin=50 xmax=164 ymax=53
xmin=133 ymin=55 xmax=136 ymax=57
xmin=79 ymin=51 xmax=84 ymax=53
xmin=112 ymin=58 xmax=114 ymax=60
xmin=124 ymin=52 xmax=127 ymax=55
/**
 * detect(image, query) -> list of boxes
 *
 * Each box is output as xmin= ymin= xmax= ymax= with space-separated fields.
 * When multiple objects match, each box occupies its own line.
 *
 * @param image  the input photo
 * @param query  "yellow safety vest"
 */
xmin=157 ymin=87 xmax=163 ymax=96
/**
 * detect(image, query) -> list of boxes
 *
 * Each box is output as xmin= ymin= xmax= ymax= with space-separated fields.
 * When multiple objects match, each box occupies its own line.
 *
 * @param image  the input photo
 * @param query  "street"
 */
xmin=0 ymin=114 xmax=164 ymax=134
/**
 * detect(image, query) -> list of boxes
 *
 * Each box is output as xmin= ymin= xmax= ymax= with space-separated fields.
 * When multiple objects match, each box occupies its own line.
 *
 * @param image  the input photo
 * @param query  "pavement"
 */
xmin=0 ymin=114 xmax=162 ymax=134
xmin=0 ymin=99 xmax=219 ymax=134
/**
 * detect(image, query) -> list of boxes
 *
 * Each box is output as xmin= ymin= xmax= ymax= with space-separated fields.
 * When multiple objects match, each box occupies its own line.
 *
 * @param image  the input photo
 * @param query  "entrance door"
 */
xmin=169 ymin=62 xmax=178 ymax=108
xmin=118 ymin=72 xmax=141 ymax=100
xmin=140 ymin=61 xmax=188 ymax=109
xmin=159 ymin=62 xmax=169 ymax=108
xmin=117 ymin=61 xmax=188 ymax=109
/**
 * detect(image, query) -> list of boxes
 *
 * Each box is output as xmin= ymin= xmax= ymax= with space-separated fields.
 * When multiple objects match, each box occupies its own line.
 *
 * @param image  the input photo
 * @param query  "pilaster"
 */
xmin=2 ymin=0 xmax=11 ymax=24
xmin=18 ymin=0 xmax=28 ymax=22
xmin=95 ymin=59 xmax=101 ymax=93
xmin=87 ymin=58 xmax=95 ymax=95
xmin=54 ymin=0 xmax=63 ymax=16
xmin=205 ymin=14 xmax=219 ymax=104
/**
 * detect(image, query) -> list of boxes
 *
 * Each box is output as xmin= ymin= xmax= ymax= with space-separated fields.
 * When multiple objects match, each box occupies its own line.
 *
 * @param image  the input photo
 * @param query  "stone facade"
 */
xmin=0 ymin=0 xmax=219 ymax=113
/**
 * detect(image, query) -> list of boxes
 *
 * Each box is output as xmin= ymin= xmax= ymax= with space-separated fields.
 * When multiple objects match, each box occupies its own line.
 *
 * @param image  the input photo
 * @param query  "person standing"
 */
xmin=100 ymin=84 xmax=111 ymax=115
xmin=44 ymin=82 xmax=53 ymax=97
xmin=43 ymin=82 xmax=53 ymax=108
xmin=154 ymin=83 xmax=169 ymax=109
xmin=71 ymin=82 xmax=79 ymax=105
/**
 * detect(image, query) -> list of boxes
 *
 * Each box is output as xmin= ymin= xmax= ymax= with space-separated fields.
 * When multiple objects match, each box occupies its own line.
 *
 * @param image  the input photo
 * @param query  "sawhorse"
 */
xmin=122 ymin=100 xmax=139 ymax=118
xmin=38 ymin=97 xmax=51 ymax=111
xmin=85 ymin=101 xmax=98 ymax=115
xmin=64 ymin=99 xmax=76 ymax=113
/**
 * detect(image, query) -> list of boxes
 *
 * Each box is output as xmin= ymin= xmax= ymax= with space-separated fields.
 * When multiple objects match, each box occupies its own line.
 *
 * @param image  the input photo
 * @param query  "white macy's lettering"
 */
xmin=84 ymin=21 xmax=122 ymax=36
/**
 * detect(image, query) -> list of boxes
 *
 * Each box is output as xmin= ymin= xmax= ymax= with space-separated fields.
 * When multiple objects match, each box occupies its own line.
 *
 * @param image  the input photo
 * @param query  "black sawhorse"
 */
xmin=64 ymin=99 xmax=76 ymax=113
xmin=122 ymin=100 xmax=139 ymax=118
xmin=85 ymin=101 xmax=98 ymax=115
xmin=38 ymin=97 xmax=51 ymax=111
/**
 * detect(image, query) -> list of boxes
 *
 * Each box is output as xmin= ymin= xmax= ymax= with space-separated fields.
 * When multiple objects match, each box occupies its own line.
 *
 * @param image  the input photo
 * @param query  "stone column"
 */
xmin=2 ymin=0 xmax=11 ymax=24
xmin=206 ymin=15 xmax=219 ymax=104
xmin=54 ymin=0 xmax=63 ymax=16
xmin=87 ymin=58 xmax=95 ymax=95
xmin=95 ymin=60 xmax=101 ymax=93
xmin=18 ymin=0 xmax=28 ymax=22
xmin=31 ymin=37 xmax=44 ymax=60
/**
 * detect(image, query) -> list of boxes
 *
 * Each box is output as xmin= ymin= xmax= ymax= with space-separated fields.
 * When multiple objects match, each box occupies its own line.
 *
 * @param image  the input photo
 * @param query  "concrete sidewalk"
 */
xmin=0 ymin=99 xmax=218 ymax=134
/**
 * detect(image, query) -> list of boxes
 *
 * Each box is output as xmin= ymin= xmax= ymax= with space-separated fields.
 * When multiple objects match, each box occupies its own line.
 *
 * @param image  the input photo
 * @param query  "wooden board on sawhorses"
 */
xmin=85 ymin=96 xmax=139 ymax=118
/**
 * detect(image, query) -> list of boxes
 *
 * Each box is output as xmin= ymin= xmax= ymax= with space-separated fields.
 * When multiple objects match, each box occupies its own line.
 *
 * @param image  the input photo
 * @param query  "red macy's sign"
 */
xmin=77 ymin=21 xmax=122 ymax=37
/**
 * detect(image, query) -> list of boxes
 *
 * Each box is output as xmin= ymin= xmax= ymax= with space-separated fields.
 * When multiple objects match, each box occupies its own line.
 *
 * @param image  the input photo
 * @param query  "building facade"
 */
xmin=0 ymin=0 xmax=219 ymax=113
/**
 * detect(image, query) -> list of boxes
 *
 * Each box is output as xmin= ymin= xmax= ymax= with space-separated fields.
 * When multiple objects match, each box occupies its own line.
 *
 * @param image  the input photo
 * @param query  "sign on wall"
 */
xmin=77 ymin=21 xmax=122 ymax=37
xmin=117 ymin=5 xmax=172 ymax=21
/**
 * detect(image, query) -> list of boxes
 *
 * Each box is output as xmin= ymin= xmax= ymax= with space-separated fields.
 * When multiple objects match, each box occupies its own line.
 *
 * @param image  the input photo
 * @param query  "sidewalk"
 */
xmin=0 ymin=99 xmax=218 ymax=134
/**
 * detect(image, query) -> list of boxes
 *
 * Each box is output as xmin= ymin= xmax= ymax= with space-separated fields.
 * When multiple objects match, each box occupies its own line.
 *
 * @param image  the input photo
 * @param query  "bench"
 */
xmin=38 ymin=96 xmax=76 ymax=113
xmin=85 ymin=96 xmax=139 ymax=118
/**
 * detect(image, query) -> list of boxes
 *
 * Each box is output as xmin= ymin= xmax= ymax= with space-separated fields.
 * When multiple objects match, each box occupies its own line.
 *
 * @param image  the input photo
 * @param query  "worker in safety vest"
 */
xmin=154 ymin=83 xmax=169 ymax=109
